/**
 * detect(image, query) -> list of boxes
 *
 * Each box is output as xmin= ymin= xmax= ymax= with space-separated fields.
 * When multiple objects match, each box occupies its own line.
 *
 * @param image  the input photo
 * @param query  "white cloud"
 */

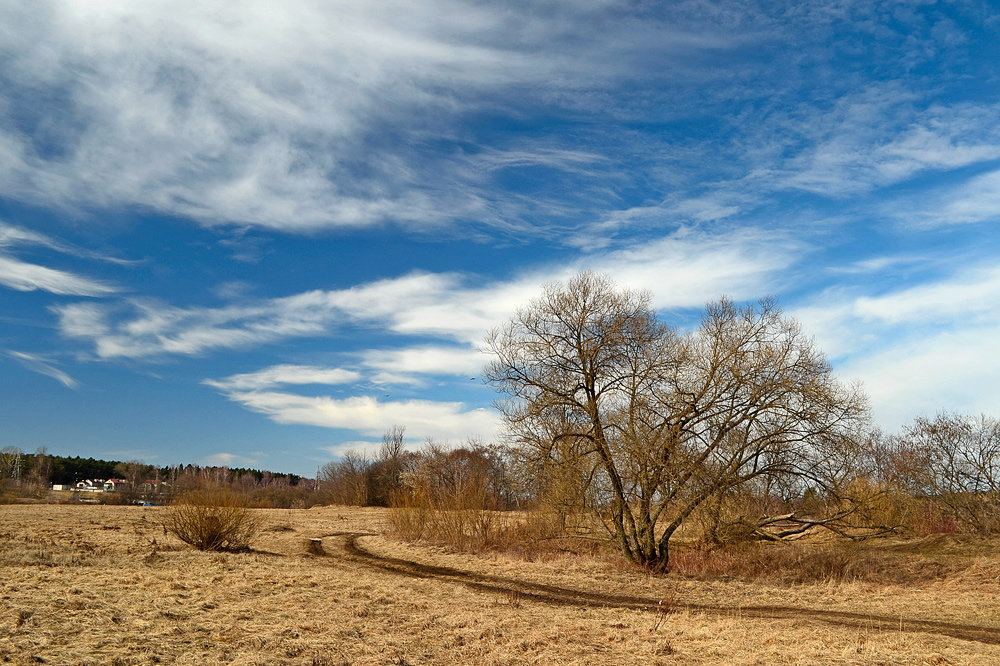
xmin=361 ymin=345 xmax=486 ymax=385
xmin=852 ymin=265 xmax=1000 ymax=325
xmin=597 ymin=228 xmax=802 ymax=308
xmin=55 ymin=302 xmax=111 ymax=338
xmin=0 ymin=0 xmax=749 ymax=234
xmin=204 ymin=365 xmax=362 ymax=392
xmin=795 ymin=263 xmax=1000 ymax=358
xmin=792 ymin=260 xmax=1000 ymax=430
xmin=0 ymin=220 xmax=127 ymax=296
xmin=319 ymin=440 xmax=383 ymax=459
xmin=909 ymin=168 xmax=1000 ymax=227
xmin=3 ymin=350 xmax=78 ymax=388
xmin=829 ymin=254 xmax=924 ymax=275
xmin=0 ymin=254 xmax=117 ymax=296
xmin=767 ymin=86 xmax=1000 ymax=197
xmin=838 ymin=325 xmax=1000 ymax=431
xmin=55 ymin=227 xmax=800 ymax=358
xmin=202 ymin=452 xmax=260 ymax=468
xmin=202 ymin=357 xmax=498 ymax=444
xmin=218 ymin=391 xmax=499 ymax=444
xmin=0 ymin=221 xmax=52 ymax=248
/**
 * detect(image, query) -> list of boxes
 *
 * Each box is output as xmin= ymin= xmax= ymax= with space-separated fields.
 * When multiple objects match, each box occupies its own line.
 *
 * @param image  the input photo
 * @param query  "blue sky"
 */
xmin=1 ymin=1 xmax=999 ymax=477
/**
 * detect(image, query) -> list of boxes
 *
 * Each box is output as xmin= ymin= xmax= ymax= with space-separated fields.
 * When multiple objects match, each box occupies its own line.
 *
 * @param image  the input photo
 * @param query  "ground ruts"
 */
xmin=318 ymin=531 xmax=1000 ymax=646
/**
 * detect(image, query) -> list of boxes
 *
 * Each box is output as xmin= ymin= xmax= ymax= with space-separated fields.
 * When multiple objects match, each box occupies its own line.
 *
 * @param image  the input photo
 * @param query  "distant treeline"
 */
xmin=0 ymin=447 xmax=318 ymax=508
xmin=0 ymin=449 xmax=304 ymax=488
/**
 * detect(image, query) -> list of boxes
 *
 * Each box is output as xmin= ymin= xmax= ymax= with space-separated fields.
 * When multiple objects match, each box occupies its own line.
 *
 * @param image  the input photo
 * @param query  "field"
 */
xmin=2 ymin=504 xmax=1000 ymax=665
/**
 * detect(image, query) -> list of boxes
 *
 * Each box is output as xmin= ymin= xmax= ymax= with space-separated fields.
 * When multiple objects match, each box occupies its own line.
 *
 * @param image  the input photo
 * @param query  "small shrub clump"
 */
xmin=163 ymin=488 xmax=262 ymax=552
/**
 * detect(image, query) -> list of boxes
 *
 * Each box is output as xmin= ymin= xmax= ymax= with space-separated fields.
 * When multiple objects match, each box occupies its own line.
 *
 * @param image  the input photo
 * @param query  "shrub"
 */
xmin=164 ymin=488 xmax=262 ymax=551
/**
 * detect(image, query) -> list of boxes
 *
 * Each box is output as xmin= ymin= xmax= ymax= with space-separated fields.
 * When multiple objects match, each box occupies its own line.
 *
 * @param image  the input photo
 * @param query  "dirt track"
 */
xmin=319 ymin=531 xmax=1000 ymax=646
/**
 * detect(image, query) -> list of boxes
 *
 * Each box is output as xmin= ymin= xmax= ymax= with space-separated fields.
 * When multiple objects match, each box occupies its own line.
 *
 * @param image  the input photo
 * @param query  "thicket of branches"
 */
xmin=316 ymin=426 xmax=514 ymax=510
xmin=484 ymin=272 xmax=873 ymax=570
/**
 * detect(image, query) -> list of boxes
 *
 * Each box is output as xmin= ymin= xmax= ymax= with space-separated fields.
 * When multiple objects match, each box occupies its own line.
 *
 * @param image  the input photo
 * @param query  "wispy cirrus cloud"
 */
xmin=0 ymin=255 xmax=117 ymax=296
xmin=0 ymin=220 xmax=121 ymax=296
xmin=361 ymin=345 xmax=485 ymax=386
xmin=203 ymin=365 xmax=361 ymax=392
xmin=54 ymin=227 xmax=802 ymax=359
xmin=776 ymin=94 xmax=1000 ymax=197
xmin=3 ymin=349 xmax=78 ymax=388
xmin=0 ymin=1 xmax=757 ymax=235
xmin=0 ymin=1 xmax=992 ymax=251
xmin=892 ymin=168 xmax=1000 ymax=228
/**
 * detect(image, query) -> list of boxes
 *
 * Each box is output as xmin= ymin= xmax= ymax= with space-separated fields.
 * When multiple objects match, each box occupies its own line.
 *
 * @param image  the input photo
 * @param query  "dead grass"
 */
xmin=1 ymin=504 xmax=999 ymax=664
xmin=668 ymin=540 xmax=961 ymax=585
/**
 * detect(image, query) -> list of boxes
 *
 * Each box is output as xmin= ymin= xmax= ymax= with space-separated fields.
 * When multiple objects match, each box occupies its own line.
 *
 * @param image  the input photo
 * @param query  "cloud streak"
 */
xmin=217 ymin=391 xmax=498 ymax=444
xmin=0 ymin=255 xmax=117 ymax=296
xmin=3 ymin=350 xmax=78 ymax=388
xmin=54 ymin=227 xmax=802 ymax=358
xmin=203 ymin=365 xmax=362 ymax=392
xmin=0 ymin=221 xmax=122 ymax=296
xmin=0 ymin=1 xmax=755 ymax=234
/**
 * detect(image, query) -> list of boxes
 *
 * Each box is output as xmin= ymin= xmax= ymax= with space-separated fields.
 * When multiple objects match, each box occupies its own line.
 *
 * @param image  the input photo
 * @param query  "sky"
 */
xmin=1 ymin=0 xmax=999 ymax=477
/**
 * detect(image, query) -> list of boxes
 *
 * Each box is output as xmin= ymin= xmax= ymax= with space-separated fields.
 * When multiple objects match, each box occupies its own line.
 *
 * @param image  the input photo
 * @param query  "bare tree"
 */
xmin=901 ymin=413 xmax=1000 ymax=533
xmin=371 ymin=425 xmax=407 ymax=506
xmin=486 ymin=272 xmax=867 ymax=571
xmin=0 ymin=446 xmax=22 ymax=482
xmin=317 ymin=450 xmax=373 ymax=506
xmin=380 ymin=424 xmax=406 ymax=461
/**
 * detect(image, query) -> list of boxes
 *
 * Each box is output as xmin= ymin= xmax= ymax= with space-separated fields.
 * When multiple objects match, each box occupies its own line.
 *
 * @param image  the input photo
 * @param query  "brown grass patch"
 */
xmin=2 ymin=504 xmax=1000 ymax=664
xmin=669 ymin=540 xmax=961 ymax=585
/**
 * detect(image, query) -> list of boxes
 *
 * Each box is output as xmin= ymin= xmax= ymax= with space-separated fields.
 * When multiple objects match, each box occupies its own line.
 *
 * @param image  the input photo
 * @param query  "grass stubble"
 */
xmin=1 ymin=504 xmax=998 ymax=665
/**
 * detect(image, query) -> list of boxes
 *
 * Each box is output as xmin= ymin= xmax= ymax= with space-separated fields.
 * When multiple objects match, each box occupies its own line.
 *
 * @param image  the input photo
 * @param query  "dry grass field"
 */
xmin=2 ymin=503 xmax=1000 ymax=665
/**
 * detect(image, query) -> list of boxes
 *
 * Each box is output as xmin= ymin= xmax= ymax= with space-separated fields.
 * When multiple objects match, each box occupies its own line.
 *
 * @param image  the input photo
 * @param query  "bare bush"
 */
xmin=389 ymin=441 xmax=519 ymax=551
xmin=163 ymin=488 xmax=262 ymax=551
xmin=317 ymin=450 xmax=374 ymax=506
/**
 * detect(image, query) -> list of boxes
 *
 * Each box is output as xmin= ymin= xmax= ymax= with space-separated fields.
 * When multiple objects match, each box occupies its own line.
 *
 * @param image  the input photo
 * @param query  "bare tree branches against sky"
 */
xmin=1 ymin=1 xmax=998 ymax=474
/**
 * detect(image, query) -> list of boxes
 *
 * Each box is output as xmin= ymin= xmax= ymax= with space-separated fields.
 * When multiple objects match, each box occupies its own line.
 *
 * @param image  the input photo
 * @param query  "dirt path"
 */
xmin=319 ymin=531 xmax=1000 ymax=646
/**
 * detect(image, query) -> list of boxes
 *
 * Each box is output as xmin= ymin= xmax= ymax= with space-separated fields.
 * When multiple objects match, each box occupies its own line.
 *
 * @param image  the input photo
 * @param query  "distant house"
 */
xmin=74 ymin=479 xmax=104 ymax=492
xmin=103 ymin=479 xmax=128 ymax=492
xmin=140 ymin=479 xmax=171 ymax=496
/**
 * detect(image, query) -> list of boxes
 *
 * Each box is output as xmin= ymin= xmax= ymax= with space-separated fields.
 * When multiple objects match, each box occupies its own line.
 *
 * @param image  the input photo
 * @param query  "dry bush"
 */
xmin=388 ymin=491 xmax=518 ymax=552
xmin=388 ymin=441 xmax=525 ymax=553
xmin=389 ymin=483 xmax=525 ymax=553
xmin=387 ymin=486 xmax=432 ymax=541
xmin=163 ymin=487 xmax=263 ymax=551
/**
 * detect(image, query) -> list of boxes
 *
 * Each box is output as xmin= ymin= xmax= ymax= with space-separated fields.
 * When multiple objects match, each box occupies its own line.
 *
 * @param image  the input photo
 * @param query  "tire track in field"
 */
xmin=319 ymin=531 xmax=1000 ymax=646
